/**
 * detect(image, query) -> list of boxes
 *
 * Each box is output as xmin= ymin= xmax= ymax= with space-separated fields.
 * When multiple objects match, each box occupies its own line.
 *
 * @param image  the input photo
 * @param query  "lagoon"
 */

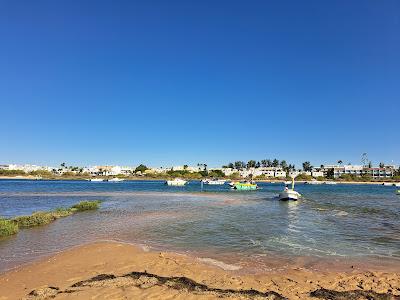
xmin=0 ymin=180 xmax=399 ymax=273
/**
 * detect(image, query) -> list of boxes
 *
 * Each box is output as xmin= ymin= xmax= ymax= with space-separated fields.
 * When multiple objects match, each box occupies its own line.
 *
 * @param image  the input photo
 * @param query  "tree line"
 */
xmin=222 ymin=159 xmax=315 ymax=172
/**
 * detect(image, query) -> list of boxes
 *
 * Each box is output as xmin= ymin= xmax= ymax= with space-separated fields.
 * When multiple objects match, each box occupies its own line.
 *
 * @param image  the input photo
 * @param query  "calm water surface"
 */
xmin=0 ymin=180 xmax=399 ymax=273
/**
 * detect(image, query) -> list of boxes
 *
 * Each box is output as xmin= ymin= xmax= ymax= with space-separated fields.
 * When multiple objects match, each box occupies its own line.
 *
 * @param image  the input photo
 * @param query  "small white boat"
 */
xmin=324 ymin=181 xmax=337 ymax=185
xmin=166 ymin=178 xmax=187 ymax=186
xmin=108 ymin=178 xmax=124 ymax=182
xmin=202 ymin=179 xmax=226 ymax=185
xmin=89 ymin=178 xmax=104 ymax=182
xmin=382 ymin=182 xmax=393 ymax=186
xmin=279 ymin=178 xmax=301 ymax=201
xmin=392 ymin=183 xmax=400 ymax=187
xmin=305 ymin=180 xmax=322 ymax=185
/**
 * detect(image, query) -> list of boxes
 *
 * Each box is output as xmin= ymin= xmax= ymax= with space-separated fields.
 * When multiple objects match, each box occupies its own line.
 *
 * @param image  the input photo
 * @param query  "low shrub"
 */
xmin=3 ymin=200 xmax=102 ymax=237
xmin=0 ymin=218 xmax=19 ymax=237
xmin=52 ymin=207 xmax=74 ymax=218
xmin=71 ymin=200 xmax=101 ymax=211
xmin=13 ymin=212 xmax=55 ymax=228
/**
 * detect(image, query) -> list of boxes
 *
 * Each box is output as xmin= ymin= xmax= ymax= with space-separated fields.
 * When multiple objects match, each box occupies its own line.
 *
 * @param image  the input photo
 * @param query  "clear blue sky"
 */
xmin=1 ymin=0 xmax=399 ymax=168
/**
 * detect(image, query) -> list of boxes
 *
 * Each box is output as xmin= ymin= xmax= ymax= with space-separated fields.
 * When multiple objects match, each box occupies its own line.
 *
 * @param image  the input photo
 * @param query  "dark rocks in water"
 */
xmin=310 ymin=288 xmax=398 ymax=300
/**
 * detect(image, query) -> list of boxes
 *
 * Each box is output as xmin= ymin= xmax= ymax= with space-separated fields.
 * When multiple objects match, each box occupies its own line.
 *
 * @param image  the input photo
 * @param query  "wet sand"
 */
xmin=0 ymin=241 xmax=399 ymax=300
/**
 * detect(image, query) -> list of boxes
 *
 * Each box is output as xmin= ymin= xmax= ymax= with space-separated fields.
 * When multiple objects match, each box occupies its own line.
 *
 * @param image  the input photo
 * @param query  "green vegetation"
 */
xmin=0 ymin=169 xmax=26 ymax=176
xmin=72 ymin=200 xmax=101 ymax=211
xmin=208 ymin=169 xmax=224 ymax=178
xmin=228 ymin=172 xmax=240 ymax=180
xmin=135 ymin=164 xmax=148 ymax=173
xmin=28 ymin=170 xmax=54 ymax=177
xmin=295 ymin=173 xmax=313 ymax=181
xmin=0 ymin=200 xmax=101 ymax=237
xmin=338 ymin=174 xmax=374 ymax=182
xmin=14 ymin=212 xmax=56 ymax=228
xmin=302 ymin=161 xmax=313 ymax=172
xmin=0 ymin=218 xmax=19 ymax=237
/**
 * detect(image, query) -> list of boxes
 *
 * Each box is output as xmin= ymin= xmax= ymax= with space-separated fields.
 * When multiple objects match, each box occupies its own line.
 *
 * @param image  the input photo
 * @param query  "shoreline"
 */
xmin=0 ymin=241 xmax=399 ymax=299
xmin=0 ymin=176 xmax=398 ymax=186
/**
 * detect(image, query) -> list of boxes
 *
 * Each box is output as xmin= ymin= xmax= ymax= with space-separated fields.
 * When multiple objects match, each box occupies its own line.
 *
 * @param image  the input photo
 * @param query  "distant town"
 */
xmin=1 ymin=159 xmax=399 ymax=182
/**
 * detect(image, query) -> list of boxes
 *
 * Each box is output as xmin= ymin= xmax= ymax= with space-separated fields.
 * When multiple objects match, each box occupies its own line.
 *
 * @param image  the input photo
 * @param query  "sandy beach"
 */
xmin=0 ymin=241 xmax=399 ymax=300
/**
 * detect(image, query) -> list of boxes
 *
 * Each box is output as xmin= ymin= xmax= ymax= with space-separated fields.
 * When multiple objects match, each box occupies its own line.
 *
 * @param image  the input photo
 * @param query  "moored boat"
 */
xmin=88 ymin=178 xmax=104 ymax=182
xmin=305 ymin=179 xmax=322 ymax=185
xmin=166 ymin=178 xmax=187 ymax=186
xmin=202 ymin=179 xmax=226 ymax=185
xmin=108 ymin=178 xmax=125 ymax=182
xmin=279 ymin=178 xmax=301 ymax=201
xmin=232 ymin=181 xmax=257 ymax=190
xmin=324 ymin=181 xmax=337 ymax=185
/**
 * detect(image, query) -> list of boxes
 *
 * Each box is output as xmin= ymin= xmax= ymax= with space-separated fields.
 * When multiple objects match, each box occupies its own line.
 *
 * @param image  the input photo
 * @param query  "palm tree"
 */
xmin=302 ymin=161 xmax=312 ymax=172
xmin=247 ymin=160 xmax=256 ymax=168
xmin=272 ymin=159 xmax=279 ymax=168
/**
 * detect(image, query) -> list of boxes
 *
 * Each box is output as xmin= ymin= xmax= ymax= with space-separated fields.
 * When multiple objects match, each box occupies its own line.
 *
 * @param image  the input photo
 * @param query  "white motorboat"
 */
xmin=279 ymin=178 xmax=301 ymax=201
xmin=324 ymin=181 xmax=337 ymax=185
xmin=382 ymin=182 xmax=393 ymax=186
xmin=392 ymin=183 xmax=400 ymax=187
xmin=89 ymin=178 xmax=104 ymax=182
xmin=202 ymin=179 xmax=226 ymax=185
xmin=166 ymin=178 xmax=187 ymax=186
xmin=108 ymin=178 xmax=125 ymax=182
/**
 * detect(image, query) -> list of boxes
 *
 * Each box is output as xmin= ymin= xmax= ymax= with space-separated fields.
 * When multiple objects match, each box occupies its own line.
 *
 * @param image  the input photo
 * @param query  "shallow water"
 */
xmin=0 ymin=180 xmax=399 ymax=273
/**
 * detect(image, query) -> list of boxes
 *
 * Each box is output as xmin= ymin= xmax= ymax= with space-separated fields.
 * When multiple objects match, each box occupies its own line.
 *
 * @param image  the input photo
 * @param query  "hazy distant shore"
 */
xmin=0 ymin=175 xmax=398 ymax=185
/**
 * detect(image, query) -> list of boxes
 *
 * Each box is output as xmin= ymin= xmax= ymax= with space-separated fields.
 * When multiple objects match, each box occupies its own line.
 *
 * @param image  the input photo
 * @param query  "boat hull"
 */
xmin=279 ymin=190 xmax=300 ymax=201
xmin=233 ymin=183 xmax=257 ymax=190
xmin=166 ymin=179 xmax=187 ymax=186
xmin=204 ymin=180 xmax=226 ymax=185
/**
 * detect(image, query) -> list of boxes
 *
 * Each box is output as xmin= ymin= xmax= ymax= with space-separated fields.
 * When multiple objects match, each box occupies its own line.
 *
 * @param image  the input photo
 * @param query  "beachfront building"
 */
xmin=362 ymin=167 xmax=395 ymax=179
xmin=311 ymin=171 xmax=324 ymax=178
xmin=288 ymin=171 xmax=301 ymax=178
xmin=329 ymin=164 xmax=396 ymax=179
xmin=221 ymin=168 xmax=238 ymax=176
xmin=236 ymin=167 xmax=287 ymax=178
xmin=0 ymin=164 xmax=53 ymax=173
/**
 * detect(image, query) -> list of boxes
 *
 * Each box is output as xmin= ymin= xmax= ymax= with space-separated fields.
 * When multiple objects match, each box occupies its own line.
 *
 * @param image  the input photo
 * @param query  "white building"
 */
xmin=311 ymin=171 xmax=324 ymax=178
